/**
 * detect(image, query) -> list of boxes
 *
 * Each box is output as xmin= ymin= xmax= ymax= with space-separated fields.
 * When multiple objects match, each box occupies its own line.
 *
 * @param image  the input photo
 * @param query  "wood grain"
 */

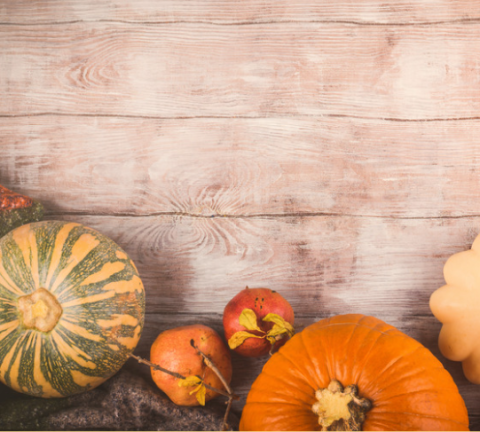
xmin=2 ymin=0 xmax=480 ymax=25
xmin=40 ymin=213 xmax=479 ymax=318
xmin=2 ymin=115 xmax=480 ymax=218
xmin=3 ymin=23 xmax=480 ymax=119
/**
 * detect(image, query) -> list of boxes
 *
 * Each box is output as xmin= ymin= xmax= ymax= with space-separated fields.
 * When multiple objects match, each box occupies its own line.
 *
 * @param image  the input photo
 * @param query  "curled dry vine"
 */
xmin=129 ymin=343 xmax=238 ymax=431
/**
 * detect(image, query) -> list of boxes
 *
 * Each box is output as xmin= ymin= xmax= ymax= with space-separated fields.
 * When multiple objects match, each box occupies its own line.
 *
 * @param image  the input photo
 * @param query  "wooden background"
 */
xmin=2 ymin=0 xmax=480 ymax=428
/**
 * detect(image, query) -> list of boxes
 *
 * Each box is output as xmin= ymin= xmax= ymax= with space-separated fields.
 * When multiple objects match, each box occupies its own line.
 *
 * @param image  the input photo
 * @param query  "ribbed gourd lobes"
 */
xmin=0 ymin=221 xmax=145 ymax=398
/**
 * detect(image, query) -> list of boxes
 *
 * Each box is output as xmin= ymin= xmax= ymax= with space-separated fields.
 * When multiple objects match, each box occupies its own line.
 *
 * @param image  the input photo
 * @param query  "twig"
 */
xmin=130 ymin=353 xmax=185 ymax=379
xmin=190 ymin=339 xmax=234 ymax=396
xmin=129 ymin=353 xmax=233 ymax=399
xmin=222 ymin=398 xmax=233 ymax=432
xmin=190 ymin=340 xmax=237 ymax=431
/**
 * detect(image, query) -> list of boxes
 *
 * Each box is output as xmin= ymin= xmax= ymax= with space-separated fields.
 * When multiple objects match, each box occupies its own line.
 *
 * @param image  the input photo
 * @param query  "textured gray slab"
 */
xmin=0 ymin=361 xmax=238 ymax=431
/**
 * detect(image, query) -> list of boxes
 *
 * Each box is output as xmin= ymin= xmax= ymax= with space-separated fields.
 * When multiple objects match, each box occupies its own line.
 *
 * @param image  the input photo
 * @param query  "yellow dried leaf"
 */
xmin=228 ymin=330 xmax=264 ymax=349
xmin=266 ymin=324 xmax=292 ymax=345
xmin=189 ymin=383 xmax=202 ymax=395
xmin=195 ymin=384 xmax=206 ymax=406
xmin=267 ymin=324 xmax=288 ymax=337
xmin=239 ymin=308 xmax=262 ymax=332
xmin=179 ymin=377 xmax=207 ymax=406
xmin=178 ymin=375 xmax=202 ymax=388
xmin=266 ymin=335 xmax=277 ymax=345
xmin=263 ymin=313 xmax=294 ymax=337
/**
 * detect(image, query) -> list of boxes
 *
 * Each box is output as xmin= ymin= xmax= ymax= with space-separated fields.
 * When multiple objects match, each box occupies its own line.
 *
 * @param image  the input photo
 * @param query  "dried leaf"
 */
xmin=262 ymin=312 xmax=289 ymax=327
xmin=228 ymin=330 xmax=264 ymax=349
xmin=263 ymin=313 xmax=295 ymax=337
xmin=267 ymin=324 xmax=288 ymax=338
xmin=239 ymin=308 xmax=262 ymax=332
xmin=179 ymin=377 xmax=207 ymax=406
xmin=178 ymin=375 xmax=202 ymax=388
xmin=189 ymin=383 xmax=202 ymax=395
xmin=265 ymin=324 xmax=286 ymax=345
xmin=195 ymin=383 xmax=207 ymax=406
xmin=266 ymin=334 xmax=277 ymax=345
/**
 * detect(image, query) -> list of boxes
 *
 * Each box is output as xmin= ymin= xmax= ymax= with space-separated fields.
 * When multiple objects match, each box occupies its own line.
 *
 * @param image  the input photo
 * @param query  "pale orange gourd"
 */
xmin=430 ymin=233 xmax=480 ymax=384
xmin=240 ymin=314 xmax=468 ymax=431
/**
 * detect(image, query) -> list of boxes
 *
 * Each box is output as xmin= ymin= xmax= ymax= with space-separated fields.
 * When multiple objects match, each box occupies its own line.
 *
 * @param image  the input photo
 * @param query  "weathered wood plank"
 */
xmin=2 ymin=0 xmax=480 ymax=25
xmin=2 ymin=116 xmax=480 ymax=218
xmin=40 ymin=213 xmax=480 ymax=318
xmin=3 ymin=23 xmax=480 ymax=119
xmin=137 ymin=313 xmax=479 ymax=419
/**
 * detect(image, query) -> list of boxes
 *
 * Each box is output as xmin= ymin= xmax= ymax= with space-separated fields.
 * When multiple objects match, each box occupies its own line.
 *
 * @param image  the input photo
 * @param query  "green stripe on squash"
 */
xmin=0 ymin=221 xmax=145 ymax=398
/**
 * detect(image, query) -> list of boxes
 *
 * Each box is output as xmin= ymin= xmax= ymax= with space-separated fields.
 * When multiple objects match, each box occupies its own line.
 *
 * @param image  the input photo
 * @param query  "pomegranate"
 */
xmin=223 ymin=287 xmax=295 ymax=357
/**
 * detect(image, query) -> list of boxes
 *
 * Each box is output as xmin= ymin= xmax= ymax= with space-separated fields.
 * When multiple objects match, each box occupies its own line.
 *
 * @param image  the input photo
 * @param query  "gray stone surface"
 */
xmin=0 ymin=362 xmax=239 ymax=431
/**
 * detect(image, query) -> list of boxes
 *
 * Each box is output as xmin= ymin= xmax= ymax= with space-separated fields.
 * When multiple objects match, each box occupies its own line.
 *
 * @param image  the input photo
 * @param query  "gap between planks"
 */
xmin=3 ymin=18 xmax=480 ymax=27
xmin=3 ymin=112 xmax=480 ymax=123
xmin=46 ymin=211 xmax=480 ymax=221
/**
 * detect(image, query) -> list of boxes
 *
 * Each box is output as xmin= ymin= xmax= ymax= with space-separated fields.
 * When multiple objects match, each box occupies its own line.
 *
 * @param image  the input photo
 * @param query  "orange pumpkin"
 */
xmin=240 ymin=314 xmax=469 ymax=431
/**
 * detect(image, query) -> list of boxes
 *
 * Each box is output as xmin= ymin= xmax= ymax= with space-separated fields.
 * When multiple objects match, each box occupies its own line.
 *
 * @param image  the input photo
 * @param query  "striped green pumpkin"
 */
xmin=0 ymin=220 xmax=145 ymax=398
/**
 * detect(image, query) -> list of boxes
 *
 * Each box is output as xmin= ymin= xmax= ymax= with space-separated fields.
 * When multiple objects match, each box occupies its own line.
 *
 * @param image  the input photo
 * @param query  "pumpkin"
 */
xmin=430 ymin=233 xmax=480 ymax=384
xmin=0 ymin=220 xmax=145 ymax=398
xmin=240 ymin=314 xmax=469 ymax=431
xmin=0 ymin=185 xmax=44 ymax=238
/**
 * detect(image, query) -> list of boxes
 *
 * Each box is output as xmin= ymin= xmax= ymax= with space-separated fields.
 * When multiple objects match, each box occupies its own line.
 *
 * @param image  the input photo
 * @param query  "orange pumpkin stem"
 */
xmin=312 ymin=379 xmax=371 ymax=431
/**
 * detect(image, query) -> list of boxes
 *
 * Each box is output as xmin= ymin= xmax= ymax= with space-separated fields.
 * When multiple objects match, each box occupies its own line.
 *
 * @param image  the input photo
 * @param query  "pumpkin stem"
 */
xmin=312 ymin=379 xmax=372 ymax=431
xmin=18 ymin=288 xmax=63 ymax=332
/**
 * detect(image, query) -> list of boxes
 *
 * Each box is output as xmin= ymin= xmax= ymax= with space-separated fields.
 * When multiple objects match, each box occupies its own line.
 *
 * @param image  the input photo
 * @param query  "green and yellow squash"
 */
xmin=0 ymin=220 xmax=145 ymax=398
